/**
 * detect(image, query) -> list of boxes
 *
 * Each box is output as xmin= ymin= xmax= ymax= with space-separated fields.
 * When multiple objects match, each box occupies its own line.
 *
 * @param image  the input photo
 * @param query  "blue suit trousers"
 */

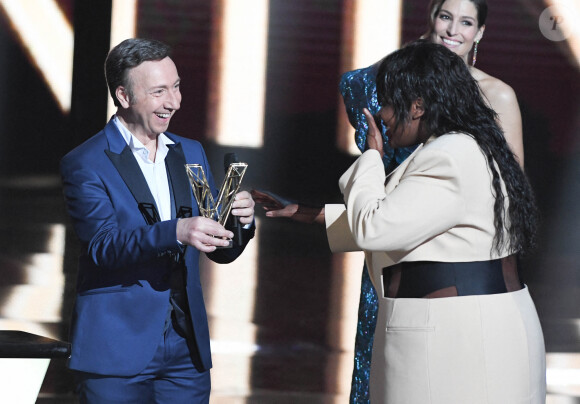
xmin=76 ymin=320 xmax=210 ymax=404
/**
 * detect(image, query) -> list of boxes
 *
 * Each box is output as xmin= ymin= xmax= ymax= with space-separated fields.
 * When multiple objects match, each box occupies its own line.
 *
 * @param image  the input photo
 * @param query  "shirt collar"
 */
xmin=112 ymin=115 xmax=175 ymax=160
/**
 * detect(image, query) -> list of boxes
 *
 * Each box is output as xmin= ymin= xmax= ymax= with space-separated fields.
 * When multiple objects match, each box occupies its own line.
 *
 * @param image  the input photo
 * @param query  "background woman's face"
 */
xmin=430 ymin=0 xmax=484 ymax=62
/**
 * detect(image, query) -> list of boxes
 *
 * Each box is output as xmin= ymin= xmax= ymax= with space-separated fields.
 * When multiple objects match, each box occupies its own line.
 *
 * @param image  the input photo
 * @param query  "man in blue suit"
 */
xmin=60 ymin=38 xmax=256 ymax=403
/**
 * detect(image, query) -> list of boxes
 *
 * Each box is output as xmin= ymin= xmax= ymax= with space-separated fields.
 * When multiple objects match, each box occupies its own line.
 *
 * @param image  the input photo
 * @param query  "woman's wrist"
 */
xmin=293 ymin=205 xmax=324 ymax=224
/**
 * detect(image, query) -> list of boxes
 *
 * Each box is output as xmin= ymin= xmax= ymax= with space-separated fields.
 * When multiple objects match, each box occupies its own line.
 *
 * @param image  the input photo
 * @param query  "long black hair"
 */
xmin=377 ymin=40 xmax=537 ymax=255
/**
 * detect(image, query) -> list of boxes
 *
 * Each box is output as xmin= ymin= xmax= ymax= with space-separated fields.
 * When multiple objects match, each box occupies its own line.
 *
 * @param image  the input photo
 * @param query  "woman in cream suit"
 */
xmin=325 ymin=40 xmax=546 ymax=403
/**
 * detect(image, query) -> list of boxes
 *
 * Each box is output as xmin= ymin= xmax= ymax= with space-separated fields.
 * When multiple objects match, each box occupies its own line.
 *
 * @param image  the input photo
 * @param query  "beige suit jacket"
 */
xmin=326 ymin=132 xmax=511 ymax=291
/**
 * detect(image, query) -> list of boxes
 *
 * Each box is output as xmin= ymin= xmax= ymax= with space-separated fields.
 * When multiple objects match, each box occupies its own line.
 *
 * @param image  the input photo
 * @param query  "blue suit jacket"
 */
xmin=60 ymin=120 xmax=253 ymax=375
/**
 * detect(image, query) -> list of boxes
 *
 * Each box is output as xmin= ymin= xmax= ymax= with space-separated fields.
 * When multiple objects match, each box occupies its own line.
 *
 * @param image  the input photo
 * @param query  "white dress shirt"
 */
xmin=113 ymin=116 xmax=173 ymax=221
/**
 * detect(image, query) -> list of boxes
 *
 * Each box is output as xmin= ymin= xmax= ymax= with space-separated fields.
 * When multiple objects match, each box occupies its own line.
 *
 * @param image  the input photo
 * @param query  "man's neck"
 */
xmin=116 ymin=113 xmax=158 ymax=162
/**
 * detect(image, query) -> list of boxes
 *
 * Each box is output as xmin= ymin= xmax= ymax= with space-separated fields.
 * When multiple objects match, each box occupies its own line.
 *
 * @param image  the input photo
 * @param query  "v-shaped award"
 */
xmin=185 ymin=160 xmax=248 ymax=247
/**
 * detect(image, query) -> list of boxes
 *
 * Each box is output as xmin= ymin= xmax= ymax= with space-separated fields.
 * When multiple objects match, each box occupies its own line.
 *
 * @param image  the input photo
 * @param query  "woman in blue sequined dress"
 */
xmin=253 ymin=0 xmax=524 ymax=401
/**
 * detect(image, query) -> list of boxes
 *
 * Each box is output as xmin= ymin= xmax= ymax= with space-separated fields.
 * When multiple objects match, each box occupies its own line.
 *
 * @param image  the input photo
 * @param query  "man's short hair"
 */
xmin=105 ymin=38 xmax=172 ymax=107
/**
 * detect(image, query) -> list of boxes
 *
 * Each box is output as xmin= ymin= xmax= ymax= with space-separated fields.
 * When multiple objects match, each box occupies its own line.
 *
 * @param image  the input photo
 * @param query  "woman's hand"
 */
xmin=363 ymin=108 xmax=384 ymax=158
xmin=251 ymin=189 xmax=325 ymax=224
xmin=251 ymin=189 xmax=296 ymax=216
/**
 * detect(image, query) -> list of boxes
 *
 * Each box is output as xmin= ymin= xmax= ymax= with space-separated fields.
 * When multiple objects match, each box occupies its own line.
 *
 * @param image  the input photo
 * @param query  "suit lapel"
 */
xmin=105 ymin=146 xmax=161 ymax=224
xmin=166 ymin=143 xmax=193 ymax=218
xmin=384 ymin=143 xmax=425 ymax=193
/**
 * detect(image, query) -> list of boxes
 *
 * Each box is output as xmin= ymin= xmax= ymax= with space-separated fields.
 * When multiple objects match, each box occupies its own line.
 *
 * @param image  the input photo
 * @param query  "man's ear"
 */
xmin=115 ymin=86 xmax=131 ymax=109
xmin=411 ymin=98 xmax=425 ymax=120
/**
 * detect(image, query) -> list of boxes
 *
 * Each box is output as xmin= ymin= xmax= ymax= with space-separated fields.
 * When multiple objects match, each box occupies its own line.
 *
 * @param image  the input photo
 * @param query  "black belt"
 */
xmin=383 ymin=259 xmax=522 ymax=299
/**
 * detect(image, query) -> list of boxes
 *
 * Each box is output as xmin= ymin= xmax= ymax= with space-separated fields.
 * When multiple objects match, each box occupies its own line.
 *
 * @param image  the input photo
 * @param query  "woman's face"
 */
xmin=430 ymin=0 xmax=484 ymax=63
xmin=379 ymin=102 xmax=424 ymax=148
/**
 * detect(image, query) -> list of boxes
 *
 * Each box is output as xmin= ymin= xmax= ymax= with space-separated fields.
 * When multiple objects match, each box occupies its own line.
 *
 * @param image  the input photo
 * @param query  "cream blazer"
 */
xmin=326 ymin=132 xmax=511 ymax=290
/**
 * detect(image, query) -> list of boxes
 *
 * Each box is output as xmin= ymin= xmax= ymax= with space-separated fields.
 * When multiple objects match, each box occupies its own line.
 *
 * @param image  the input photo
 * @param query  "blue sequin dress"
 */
xmin=339 ymin=62 xmax=415 ymax=403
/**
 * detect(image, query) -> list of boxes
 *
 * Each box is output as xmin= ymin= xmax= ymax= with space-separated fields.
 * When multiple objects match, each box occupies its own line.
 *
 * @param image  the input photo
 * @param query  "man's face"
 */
xmin=119 ymin=56 xmax=181 ymax=139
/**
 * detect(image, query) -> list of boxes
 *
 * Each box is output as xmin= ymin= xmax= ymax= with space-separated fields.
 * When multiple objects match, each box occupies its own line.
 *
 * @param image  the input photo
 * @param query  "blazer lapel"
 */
xmin=384 ymin=143 xmax=425 ymax=193
xmin=105 ymin=146 xmax=161 ymax=224
xmin=166 ymin=143 xmax=193 ymax=219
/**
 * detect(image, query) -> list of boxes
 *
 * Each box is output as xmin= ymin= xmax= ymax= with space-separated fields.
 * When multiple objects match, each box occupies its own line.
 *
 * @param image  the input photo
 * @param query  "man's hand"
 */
xmin=231 ymin=190 xmax=255 ymax=225
xmin=177 ymin=217 xmax=233 ymax=252
xmin=363 ymin=108 xmax=384 ymax=158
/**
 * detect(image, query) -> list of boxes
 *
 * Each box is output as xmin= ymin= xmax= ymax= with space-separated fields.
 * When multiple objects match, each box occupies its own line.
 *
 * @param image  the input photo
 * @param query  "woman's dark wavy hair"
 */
xmin=105 ymin=38 xmax=172 ymax=107
xmin=377 ymin=40 xmax=538 ymax=255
